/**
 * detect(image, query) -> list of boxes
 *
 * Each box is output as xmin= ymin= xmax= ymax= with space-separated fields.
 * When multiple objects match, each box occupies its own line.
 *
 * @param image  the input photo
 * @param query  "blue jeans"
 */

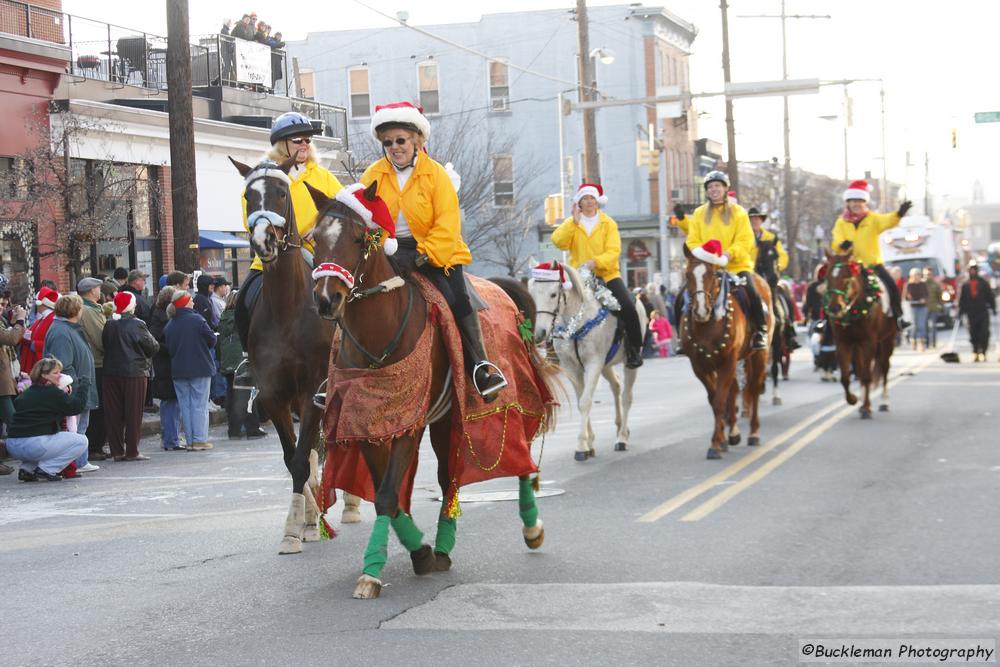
xmin=926 ymin=312 xmax=939 ymax=346
xmin=8 ymin=432 xmax=88 ymax=475
xmin=159 ymin=398 xmax=183 ymax=448
xmin=75 ymin=410 xmax=90 ymax=468
xmin=911 ymin=304 xmax=929 ymax=344
xmin=173 ymin=377 xmax=211 ymax=445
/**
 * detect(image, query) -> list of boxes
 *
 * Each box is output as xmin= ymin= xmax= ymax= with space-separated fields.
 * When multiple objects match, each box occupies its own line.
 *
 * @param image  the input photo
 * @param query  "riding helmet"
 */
xmin=270 ymin=112 xmax=321 ymax=145
xmin=747 ymin=207 xmax=768 ymax=220
xmin=703 ymin=170 xmax=730 ymax=189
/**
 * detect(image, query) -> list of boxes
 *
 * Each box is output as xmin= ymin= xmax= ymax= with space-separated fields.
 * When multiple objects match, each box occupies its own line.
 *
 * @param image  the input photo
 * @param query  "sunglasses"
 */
xmin=289 ymin=137 xmax=311 ymax=145
xmin=382 ymin=137 xmax=409 ymax=147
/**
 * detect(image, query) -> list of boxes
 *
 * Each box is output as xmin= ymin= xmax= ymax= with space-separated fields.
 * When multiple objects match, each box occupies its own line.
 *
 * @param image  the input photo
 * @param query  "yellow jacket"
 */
xmin=685 ymin=202 xmax=755 ymax=274
xmin=244 ymin=161 xmax=343 ymax=272
xmin=750 ymin=228 xmax=789 ymax=273
xmin=361 ymin=155 xmax=470 ymax=271
xmin=551 ymin=211 xmax=622 ymax=282
xmin=671 ymin=215 xmax=689 ymax=235
xmin=831 ymin=211 xmax=900 ymax=266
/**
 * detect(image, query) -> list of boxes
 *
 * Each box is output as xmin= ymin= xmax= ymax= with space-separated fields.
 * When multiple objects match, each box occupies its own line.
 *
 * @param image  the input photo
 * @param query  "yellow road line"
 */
xmin=679 ymin=357 xmax=935 ymax=522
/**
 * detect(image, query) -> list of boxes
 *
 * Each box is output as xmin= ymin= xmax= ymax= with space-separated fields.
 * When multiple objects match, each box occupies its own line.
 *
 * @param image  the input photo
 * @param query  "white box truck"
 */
xmin=880 ymin=215 xmax=958 ymax=327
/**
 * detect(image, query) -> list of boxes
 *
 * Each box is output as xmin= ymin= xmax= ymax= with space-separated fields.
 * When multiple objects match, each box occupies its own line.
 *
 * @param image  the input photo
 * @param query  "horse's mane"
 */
xmin=558 ymin=262 xmax=590 ymax=303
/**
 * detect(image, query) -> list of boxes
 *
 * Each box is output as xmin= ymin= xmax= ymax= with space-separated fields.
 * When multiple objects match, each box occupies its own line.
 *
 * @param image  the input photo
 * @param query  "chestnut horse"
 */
xmin=681 ymin=244 xmax=773 ymax=459
xmin=308 ymin=182 xmax=557 ymax=599
xmin=230 ymin=157 xmax=338 ymax=554
xmin=823 ymin=250 xmax=895 ymax=417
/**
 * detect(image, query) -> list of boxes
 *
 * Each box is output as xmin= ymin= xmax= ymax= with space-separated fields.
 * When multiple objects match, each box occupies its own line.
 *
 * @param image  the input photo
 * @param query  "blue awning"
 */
xmin=200 ymin=231 xmax=250 ymax=249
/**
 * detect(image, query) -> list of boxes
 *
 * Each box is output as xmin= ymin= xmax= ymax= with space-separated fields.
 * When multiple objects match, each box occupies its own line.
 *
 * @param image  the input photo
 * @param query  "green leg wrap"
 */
xmin=389 ymin=512 xmax=425 ymax=552
xmin=362 ymin=515 xmax=391 ymax=578
xmin=518 ymin=477 xmax=539 ymax=528
xmin=434 ymin=516 xmax=457 ymax=555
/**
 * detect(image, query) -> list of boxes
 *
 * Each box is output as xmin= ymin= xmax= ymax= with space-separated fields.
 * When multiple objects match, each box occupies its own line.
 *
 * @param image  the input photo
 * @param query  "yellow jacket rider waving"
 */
xmin=551 ymin=183 xmax=644 ymax=368
xmin=361 ymin=101 xmax=506 ymax=401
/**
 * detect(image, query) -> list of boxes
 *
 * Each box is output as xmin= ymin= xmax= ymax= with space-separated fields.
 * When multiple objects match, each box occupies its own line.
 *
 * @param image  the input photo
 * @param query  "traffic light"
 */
xmin=543 ymin=193 xmax=563 ymax=226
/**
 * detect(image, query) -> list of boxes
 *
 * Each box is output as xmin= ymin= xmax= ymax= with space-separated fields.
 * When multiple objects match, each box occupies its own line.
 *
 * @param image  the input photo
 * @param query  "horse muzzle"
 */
xmin=314 ymin=285 xmax=345 ymax=320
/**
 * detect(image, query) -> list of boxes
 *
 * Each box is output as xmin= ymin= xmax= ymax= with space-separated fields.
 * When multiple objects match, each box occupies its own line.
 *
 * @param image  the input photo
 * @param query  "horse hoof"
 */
xmin=782 ymin=375 xmax=789 ymax=381
xmin=411 ymin=544 xmax=436 ymax=576
xmin=846 ymin=394 xmax=858 ymax=405
xmin=302 ymin=526 xmax=321 ymax=542
xmin=352 ymin=574 xmax=382 ymax=600
xmin=747 ymin=436 xmax=760 ymax=447
xmin=860 ymin=409 xmax=872 ymax=420
xmin=587 ymin=449 xmax=597 ymax=458
xmin=614 ymin=442 xmax=627 ymax=452
xmin=772 ymin=396 xmax=783 ymax=406
xmin=878 ymin=404 xmax=889 ymax=412
xmin=574 ymin=451 xmax=588 ymax=462
xmin=341 ymin=508 xmax=362 ymax=524
xmin=706 ymin=448 xmax=722 ymax=460
xmin=728 ymin=433 xmax=741 ymax=446
xmin=721 ymin=441 xmax=729 ymax=453
xmin=434 ymin=552 xmax=452 ymax=572
xmin=523 ymin=520 xmax=544 ymax=550
xmin=278 ymin=535 xmax=302 ymax=555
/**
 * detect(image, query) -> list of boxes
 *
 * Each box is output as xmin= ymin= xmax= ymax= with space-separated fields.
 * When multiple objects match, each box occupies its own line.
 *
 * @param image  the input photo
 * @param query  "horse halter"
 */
xmin=533 ymin=280 xmax=567 ymax=342
xmin=823 ymin=260 xmax=870 ymax=322
xmin=245 ymin=171 xmax=301 ymax=258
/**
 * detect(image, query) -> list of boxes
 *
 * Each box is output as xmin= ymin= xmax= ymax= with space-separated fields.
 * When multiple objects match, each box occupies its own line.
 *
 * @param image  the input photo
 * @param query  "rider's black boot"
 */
xmin=785 ymin=323 xmax=801 ymax=350
xmin=625 ymin=343 xmax=644 ymax=369
xmin=457 ymin=312 xmax=508 ymax=403
xmin=752 ymin=324 xmax=769 ymax=350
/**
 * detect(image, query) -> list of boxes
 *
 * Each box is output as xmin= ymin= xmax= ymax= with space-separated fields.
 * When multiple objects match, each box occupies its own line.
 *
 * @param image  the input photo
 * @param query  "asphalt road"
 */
xmin=3 ymin=333 xmax=999 ymax=666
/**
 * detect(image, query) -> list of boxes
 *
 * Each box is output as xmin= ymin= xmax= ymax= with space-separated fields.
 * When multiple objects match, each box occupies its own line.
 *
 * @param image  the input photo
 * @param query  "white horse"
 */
xmin=529 ymin=262 xmax=647 ymax=461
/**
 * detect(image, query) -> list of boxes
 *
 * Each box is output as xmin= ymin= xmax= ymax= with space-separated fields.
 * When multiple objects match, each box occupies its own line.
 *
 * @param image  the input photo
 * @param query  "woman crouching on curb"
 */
xmin=6 ymin=357 xmax=91 ymax=481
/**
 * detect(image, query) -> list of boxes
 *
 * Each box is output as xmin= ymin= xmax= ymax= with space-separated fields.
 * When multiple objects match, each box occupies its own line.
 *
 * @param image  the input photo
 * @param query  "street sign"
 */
xmin=655 ymin=85 xmax=682 ymax=119
xmin=974 ymin=111 xmax=1000 ymax=123
xmin=724 ymin=78 xmax=820 ymax=99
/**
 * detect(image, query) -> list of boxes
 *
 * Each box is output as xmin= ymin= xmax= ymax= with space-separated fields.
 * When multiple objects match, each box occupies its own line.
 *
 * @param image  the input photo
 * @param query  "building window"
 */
xmin=493 ymin=155 xmax=514 ymax=207
xmin=348 ymin=67 xmax=371 ymax=119
xmin=0 ymin=157 xmax=34 ymax=199
xmin=488 ymin=59 xmax=510 ymax=112
xmin=417 ymin=62 xmax=439 ymax=115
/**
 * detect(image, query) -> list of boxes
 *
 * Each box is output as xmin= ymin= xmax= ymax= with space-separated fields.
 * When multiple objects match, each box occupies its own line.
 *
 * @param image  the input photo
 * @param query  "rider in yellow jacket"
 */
xmin=747 ymin=208 xmax=788 ymax=273
xmin=551 ymin=183 xmax=644 ymax=368
xmin=674 ymin=171 xmax=769 ymax=349
xmin=362 ymin=101 xmax=506 ymax=401
xmin=830 ymin=179 xmax=913 ymax=325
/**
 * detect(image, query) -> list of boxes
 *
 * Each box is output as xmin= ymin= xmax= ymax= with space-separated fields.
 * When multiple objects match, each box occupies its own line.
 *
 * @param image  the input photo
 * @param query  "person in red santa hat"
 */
xmin=831 ymin=179 xmax=913 ymax=328
xmin=360 ymin=101 xmax=507 ymax=401
xmin=551 ymin=182 xmax=645 ymax=367
xmin=19 ymin=286 xmax=59 ymax=374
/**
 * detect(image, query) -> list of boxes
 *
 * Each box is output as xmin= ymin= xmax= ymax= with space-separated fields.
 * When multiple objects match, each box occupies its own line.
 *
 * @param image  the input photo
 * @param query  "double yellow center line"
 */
xmin=638 ymin=357 xmax=935 ymax=523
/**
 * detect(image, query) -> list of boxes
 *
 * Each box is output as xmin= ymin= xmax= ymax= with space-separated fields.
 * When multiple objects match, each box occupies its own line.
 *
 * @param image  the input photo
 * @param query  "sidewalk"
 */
xmin=140 ymin=406 xmax=230 ymax=438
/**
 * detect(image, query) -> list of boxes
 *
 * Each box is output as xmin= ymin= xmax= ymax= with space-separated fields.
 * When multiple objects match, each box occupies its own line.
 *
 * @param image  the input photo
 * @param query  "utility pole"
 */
xmin=720 ymin=0 xmax=738 ymax=195
xmin=166 ymin=0 xmax=199 ymax=273
xmin=576 ymin=0 xmax=600 ymax=184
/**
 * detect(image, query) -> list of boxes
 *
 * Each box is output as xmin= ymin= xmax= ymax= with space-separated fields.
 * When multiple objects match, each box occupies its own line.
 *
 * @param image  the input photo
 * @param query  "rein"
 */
xmin=245 ymin=173 xmax=302 ymax=257
xmin=684 ymin=267 xmax=734 ymax=360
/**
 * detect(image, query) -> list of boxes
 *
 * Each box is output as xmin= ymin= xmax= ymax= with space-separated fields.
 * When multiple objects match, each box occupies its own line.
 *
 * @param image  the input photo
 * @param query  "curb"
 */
xmin=140 ymin=410 xmax=230 ymax=438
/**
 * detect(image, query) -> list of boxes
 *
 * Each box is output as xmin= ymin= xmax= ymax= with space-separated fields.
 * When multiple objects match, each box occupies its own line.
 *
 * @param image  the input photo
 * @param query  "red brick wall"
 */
xmin=158 ymin=166 xmax=175 ymax=272
xmin=643 ymin=36 xmax=659 ymax=217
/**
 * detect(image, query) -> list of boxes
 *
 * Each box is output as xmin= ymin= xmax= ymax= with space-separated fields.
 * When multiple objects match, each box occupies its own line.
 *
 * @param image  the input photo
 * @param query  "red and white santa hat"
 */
xmin=573 ymin=183 xmax=608 ymax=206
xmin=311 ymin=262 xmax=355 ymax=290
xmin=531 ymin=261 xmax=572 ymax=289
xmin=370 ymin=101 xmax=431 ymax=142
xmin=335 ymin=183 xmax=398 ymax=255
xmin=35 ymin=286 xmax=59 ymax=310
xmin=113 ymin=291 xmax=136 ymax=316
xmin=843 ymin=179 xmax=872 ymax=202
xmin=691 ymin=239 xmax=728 ymax=266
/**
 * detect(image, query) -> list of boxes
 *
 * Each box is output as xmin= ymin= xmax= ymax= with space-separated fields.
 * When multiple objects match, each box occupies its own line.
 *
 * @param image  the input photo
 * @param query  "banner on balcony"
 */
xmin=235 ymin=40 xmax=271 ymax=85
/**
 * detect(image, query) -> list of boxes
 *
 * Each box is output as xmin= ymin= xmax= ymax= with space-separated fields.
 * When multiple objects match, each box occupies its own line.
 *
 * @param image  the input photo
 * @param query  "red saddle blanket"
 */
xmin=320 ymin=273 xmax=557 ymax=517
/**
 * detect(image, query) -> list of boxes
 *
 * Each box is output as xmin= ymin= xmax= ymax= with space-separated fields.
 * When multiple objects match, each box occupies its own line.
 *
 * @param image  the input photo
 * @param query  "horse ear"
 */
xmin=304 ymin=182 xmax=330 ymax=211
xmin=278 ymin=155 xmax=297 ymax=175
xmin=229 ymin=157 xmax=253 ymax=178
xmin=363 ymin=180 xmax=378 ymax=202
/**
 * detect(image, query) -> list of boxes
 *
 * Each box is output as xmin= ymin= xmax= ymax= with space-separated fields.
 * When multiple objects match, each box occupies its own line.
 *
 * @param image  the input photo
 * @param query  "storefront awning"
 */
xmin=200 ymin=231 xmax=249 ymax=249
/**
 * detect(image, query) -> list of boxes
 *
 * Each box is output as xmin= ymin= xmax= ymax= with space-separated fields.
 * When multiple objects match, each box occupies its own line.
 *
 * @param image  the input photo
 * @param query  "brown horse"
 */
xmin=230 ymin=157 xmax=335 ymax=554
xmin=681 ymin=244 xmax=773 ymax=459
xmin=307 ymin=182 xmax=557 ymax=599
xmin=823 ymin=250 xmax=895 ymax=418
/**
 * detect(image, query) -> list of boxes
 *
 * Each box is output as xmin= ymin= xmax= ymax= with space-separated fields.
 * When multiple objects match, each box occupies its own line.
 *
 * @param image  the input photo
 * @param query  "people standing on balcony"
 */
xmin=231 ymin=14 xmax=255 ymax=40
xmin=221 ymin=19 xmax=232 ymax=36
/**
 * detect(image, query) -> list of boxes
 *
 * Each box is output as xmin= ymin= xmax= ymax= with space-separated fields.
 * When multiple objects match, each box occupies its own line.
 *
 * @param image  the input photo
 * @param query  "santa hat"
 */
xmin=335 ymin=183 xmax=397 ymax=255
xmin=113 ymin=291 xmax=136 ymax=317
xmin=843 ymin=179 xmax=872 ymax=202
xmin=370 ymin=101 xmax=431 ymax=141
xmin=573 ymin=183 xmax=608 ymax=206
xmin=35 ymin=287 xmax=59 ymax=310
xmin=691 ymin=240 xmax=728 ymax=266
xmin=531 ymin=261 xmax=572 ymax=290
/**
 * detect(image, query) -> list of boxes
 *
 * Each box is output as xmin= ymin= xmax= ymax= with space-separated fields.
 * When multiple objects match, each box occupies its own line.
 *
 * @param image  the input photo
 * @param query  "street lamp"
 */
xmin=589 ymin=47 xmax=615 ymax=65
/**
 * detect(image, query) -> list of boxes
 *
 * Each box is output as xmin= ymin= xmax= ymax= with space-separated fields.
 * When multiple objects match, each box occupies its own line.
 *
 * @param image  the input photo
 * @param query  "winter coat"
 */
xmin=164 ymin=307 xmax=217 ymax=379
xmin=120 ymin=285 xmax=152 ymax=323
xmin=831 ymin=211 xmax=900 ymax=267
xmin=194 ymin=292 xmax=218 ymax=329
xmin=19 ymin=309 xmax=55 ymax=374
xmin=926 ymin=278 xmax=944 ymax=314
xmin=43 ymin=317 xmax=98 ymax=410
xmin=685 ymin=203 xmax=755 ymax=274
xmin=959 ymin=277 xmax=996 ymax=321
xmin=243 ymin=160 xmax=343 ymax=272
xmin=551 ymin=211 xmax=623 ymax=282
xmin=78 ymin=298 xmax=106 ymax=368
xmin=362 ymin=154 xmax=470 ymax=272
xmin=216 ymin=308 xmax=244 ymax=374
xmin=750 ymin=228 xmax=789 ymax=273
xmin=651 ymin=316 xmax=673 ymax=342
xmin=102 ymin=313 xmax=158 ymax=378
xmin=0 ymin=314 xmax=24 ymax=397
xmin=9 ymin=377 xmax=91 ymax=438
xmin=148 ymin=305 xmax=175 ymax=399
xmin=904 ymin=281 xmax=928 ymax=306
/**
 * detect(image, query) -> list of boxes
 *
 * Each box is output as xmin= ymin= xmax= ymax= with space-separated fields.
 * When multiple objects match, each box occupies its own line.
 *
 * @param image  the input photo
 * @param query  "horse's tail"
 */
xmin=488 ymin=277 xmax=536 ymax=331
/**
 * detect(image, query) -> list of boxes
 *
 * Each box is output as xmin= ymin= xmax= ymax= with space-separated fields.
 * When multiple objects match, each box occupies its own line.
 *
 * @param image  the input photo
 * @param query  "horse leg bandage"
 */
xmin=362 ymin=515 xmax=391 ymax=577
xmin=390 ymin=512 xmax=425 ymax=552
xmin=518 ymin=477 xmax=539 ymax=528
xmin=434 ymin=517 xmax=457 ymax=555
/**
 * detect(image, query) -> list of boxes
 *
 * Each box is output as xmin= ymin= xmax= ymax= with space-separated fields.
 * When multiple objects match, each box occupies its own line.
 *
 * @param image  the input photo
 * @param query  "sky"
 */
xmin=63 ymin=0 xmax=999 ymax=212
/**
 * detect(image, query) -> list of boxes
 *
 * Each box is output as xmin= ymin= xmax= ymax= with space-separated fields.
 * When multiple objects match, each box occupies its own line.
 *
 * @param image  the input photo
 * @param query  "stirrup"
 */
xmin=312 ymin=379 xmax=328 ymax=409
xmin=472 ymin=361 xmax=508 ymax=398
xmin=233 ymin=358 xmax=254 ymax=390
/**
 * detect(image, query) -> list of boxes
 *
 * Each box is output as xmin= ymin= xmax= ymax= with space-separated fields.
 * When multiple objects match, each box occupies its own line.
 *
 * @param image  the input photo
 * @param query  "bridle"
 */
xmin=689 ymin=265 xmax=722 ymax=323
xmin=823 ymin=260 xmax=869 ymax=322
xmin=533 ymin=279 xmax=567 ymax=342
xmin=245 ymin=172 xmax=301 ymax=261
